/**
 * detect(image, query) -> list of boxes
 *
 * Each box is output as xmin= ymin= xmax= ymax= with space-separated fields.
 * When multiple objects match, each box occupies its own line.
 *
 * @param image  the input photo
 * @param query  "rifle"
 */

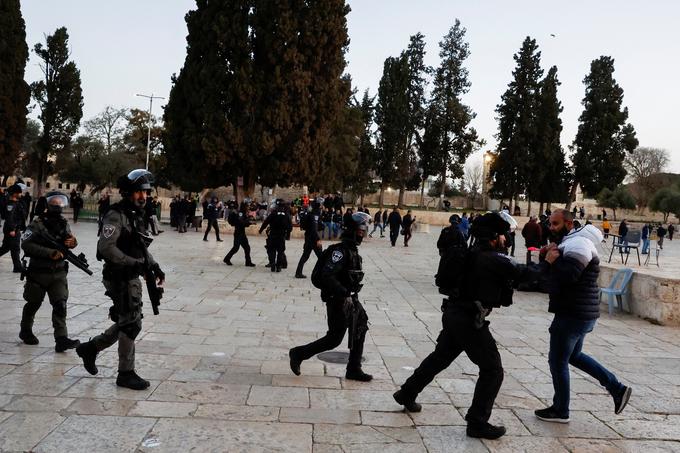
xmin=346 ymin=294 xmax=369 ymax=350
xmin=136 ymin=231 xmax=163 ymax=315
xmin=19 ymin=257 xmax=28 ymax=281
xmin=39 ymin=235 xmax=93 ymax=276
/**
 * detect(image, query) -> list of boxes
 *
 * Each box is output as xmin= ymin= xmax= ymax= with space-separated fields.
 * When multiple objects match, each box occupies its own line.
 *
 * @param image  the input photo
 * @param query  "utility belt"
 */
xmin=102 ymin=265 xmax=140 ymax=281
xmin=27 ymin=261 xmax=69 ymax=273
xmin=442 ymin=297 xmax=491 ymax=329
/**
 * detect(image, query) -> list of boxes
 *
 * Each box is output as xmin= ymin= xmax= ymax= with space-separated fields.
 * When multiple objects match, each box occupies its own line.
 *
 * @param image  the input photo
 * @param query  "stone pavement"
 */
xmin=0 ymin=222 xmax=679 ymax=452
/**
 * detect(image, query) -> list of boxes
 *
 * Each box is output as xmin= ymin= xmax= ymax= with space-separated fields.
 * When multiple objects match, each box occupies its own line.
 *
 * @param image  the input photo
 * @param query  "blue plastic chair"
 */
xmin=600 ymin=268 xmax=634 ymax=315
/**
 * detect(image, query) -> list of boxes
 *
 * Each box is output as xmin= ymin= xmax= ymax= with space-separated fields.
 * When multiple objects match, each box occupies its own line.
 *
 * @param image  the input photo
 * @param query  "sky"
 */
xmin=20 ymin=0 xmax=680 ymax=173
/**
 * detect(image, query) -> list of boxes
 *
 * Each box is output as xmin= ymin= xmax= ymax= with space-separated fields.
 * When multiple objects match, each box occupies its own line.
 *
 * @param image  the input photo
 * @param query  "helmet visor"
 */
xmin=46 ymin=194 xmax=69 ymax=208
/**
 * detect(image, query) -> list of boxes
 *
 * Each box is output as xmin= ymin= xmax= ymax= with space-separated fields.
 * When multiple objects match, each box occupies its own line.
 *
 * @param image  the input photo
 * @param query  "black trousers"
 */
xmin=225 ymin=234 xmax=252 ymax=264
xmin=203 ymin=219 xmax=221 ymax=240
xmin=390 ymin=226 xmax=400 ymax=246
xmin=266 ymin=237 xmax=286 ymax=268
xmin=73 ymin=208 xmax=80 ymax=223
xmin=295 ymin=241 xmax=322 ymax=275
xmin=293 ymin=298 xmax=365 ymax=371
xmin=400 ymin=305 xmax=503 ymax=425
xmin=0 ymin=234 xmax=22 ymax=271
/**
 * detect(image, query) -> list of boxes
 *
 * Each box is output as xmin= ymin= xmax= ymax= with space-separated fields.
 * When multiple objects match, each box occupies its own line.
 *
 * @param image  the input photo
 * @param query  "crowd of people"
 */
xmin=3 ymin=176 xmax=679 ymax=442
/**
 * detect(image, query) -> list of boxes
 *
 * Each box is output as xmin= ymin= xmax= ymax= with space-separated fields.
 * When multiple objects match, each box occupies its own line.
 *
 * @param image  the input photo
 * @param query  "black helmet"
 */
xmin=348 ymin=211 xmax=371 ymax=232
xmin=470 ymin=212 xmax=510 ymax=241
xmin=45 ymin=191 xmax=69 ymax=208
xmin=117 ymin=169 xmax=154 ymax=194
xmin=7 ymin=184 xmax=23 ymax=195
xmin=449 ymin=214 xmax=461 ymax=225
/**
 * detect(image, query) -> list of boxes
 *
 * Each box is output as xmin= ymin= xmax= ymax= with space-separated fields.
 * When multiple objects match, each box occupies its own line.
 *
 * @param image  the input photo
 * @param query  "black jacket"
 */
xmin=318 ymin=238 xmax=362 ymax=302
xmin=539 ymin=255 xmax=600 ymax=320
xmin=462 ymin=247 xmax=520 ymax=310
xmin=388 ymin=211 xmax=401 ymax=228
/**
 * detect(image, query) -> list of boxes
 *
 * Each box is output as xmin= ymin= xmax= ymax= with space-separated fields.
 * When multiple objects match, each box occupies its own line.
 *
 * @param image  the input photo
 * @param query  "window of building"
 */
xmin=58 ymin=183 xmax=63 ymax=189
xmin=46 ymin=182 xmax=50 ymax=188
xmin=66 ymin=183 xmax=70 ymax=190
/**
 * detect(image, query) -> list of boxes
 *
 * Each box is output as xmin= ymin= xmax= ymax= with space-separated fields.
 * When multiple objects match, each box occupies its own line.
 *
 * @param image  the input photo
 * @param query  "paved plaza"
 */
xmin=0 ymin=221 xmax=679 ymax=452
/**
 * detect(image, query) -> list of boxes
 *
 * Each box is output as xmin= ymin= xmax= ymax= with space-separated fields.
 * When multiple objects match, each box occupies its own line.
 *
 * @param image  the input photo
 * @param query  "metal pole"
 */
xmin=135 ymin=93 xmax=165 ymax=170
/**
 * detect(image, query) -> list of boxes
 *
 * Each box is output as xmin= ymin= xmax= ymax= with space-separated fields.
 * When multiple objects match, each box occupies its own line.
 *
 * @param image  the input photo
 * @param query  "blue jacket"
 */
xmin=641 ymin=225 xmax=649 ymax=240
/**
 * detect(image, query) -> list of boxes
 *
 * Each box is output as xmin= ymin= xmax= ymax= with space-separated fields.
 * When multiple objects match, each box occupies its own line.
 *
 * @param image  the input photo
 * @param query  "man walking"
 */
xmin=0 ymin=184 xmax=27 ymax=272
xmin=224 ymin=203 xmax=255 ymax=267
xmin=259 ymin=200 xmax=291 ymax=272
xmin=657 ymin=224 xmax=667 ymax=250
xmin=641 ymin=223 xmax=650 ymax=254
xmin=401 ymin=210 xmax=416 ymax=247
xmin=369 ymin=209 xmax=383 ymax=238
xmin=295 ymin=200 xmax=322 ymax=278
xmin=203 ymin=197 xmax=222 ymax=242
xmin=387 ymin=206 xmax=402 ymax=247
xmin=535 ymin=209 xmax=631 ymax=423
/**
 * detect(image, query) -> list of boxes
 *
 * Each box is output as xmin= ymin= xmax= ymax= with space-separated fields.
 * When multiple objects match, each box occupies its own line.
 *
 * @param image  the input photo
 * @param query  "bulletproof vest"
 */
xmin=268 ymin=212 xmax=289 ymax=237
xmin=462 ymin=248 xmax=514 ymax=309
xmin=108 ymin=203 xmax=146 ymax=260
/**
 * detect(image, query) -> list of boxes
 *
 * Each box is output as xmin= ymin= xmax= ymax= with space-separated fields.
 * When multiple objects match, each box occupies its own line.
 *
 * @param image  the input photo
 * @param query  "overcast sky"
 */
xmin=21 ymin=0 xmax=680 ymax=173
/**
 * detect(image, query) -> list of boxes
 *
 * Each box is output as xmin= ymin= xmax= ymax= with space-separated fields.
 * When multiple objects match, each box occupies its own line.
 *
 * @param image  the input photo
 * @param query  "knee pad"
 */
xmin=51 ymin=299 xmax=67 ymax=318
xmin=120 ymin=322 xmax=142 ymax=340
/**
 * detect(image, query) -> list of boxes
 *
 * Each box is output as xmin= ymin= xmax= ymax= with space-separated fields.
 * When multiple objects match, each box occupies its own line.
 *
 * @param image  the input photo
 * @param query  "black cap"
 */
xmin=470 ymin=213 xmax=510 ymax=240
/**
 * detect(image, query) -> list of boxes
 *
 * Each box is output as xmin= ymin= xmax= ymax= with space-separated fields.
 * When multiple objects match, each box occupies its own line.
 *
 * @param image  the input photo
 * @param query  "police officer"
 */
xmin=437 ymin=214 xmax=467 ymax=255
xmin=289 ymin=211 xmax=373 ymax=382
xmin=393 ymin=213 xmax=523 ymax=440
xmin=0 ymin=184 xmax=27 ymax=272
xmin=223 ymin=202 xmax=255 ymax=267
xmin=19 ymin=192 xmax=81 ymax=351
xmin=259 ymin=200 xmax=292 ymax=272
xmin=75 ymin=169 xmax=165 ymax=390
xmin=295 ymin=199 xmax=322 ymax=278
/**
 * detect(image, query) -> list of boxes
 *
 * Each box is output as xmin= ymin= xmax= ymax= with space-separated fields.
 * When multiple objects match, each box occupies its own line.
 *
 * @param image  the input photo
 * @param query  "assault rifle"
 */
xmin=136 ymin=231 xmax=163 ymax=315
xmin=40 ymin=235 xmax=93 ymax=276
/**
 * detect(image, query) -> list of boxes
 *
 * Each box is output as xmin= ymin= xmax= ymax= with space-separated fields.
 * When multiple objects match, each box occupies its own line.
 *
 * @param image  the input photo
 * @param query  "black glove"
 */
xmin=152 ymin=263 xmax=165 ymax=282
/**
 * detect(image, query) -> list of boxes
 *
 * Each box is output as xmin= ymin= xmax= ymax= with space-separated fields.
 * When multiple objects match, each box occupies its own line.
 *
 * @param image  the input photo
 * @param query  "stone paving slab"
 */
xmin=0 ymin=222 xmax=679 ymax=451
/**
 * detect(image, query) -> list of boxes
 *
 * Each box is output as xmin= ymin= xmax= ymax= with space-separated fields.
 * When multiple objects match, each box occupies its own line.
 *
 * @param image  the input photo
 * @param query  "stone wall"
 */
xmin=599 ymin=265 xmax=680 ymax=326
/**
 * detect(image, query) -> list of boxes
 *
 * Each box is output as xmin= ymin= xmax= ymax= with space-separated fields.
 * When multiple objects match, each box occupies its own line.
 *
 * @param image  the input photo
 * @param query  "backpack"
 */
xmin=435 ymin=230 xmax=469 ymax=296
xmin=298 ymin=210 xmax=309 ymax=231
xmin=227 ymin=210 xmax=238 ymax=227
xmin=311 ymin=246 xmax=336 ymax=289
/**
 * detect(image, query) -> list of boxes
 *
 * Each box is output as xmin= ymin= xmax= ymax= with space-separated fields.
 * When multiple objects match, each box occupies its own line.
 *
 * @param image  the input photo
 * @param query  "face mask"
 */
xmin=46 ymin=205 xmax=63 ymax=217
xmin=134 ymin=198 xmax=146 ymax=209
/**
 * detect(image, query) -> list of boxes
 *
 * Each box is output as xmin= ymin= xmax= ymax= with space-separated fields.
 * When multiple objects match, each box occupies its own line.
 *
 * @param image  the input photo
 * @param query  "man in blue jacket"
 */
xmin=536 ymin=209 xmax=631 ymax=423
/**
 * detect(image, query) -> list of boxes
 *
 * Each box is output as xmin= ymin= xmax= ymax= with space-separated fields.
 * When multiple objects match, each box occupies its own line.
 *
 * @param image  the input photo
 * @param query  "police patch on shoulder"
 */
xmin=21 ymin=229 xmax=32 ymax=241
xmin=331 ymin=250 xmax=344 ymax=263
xmin=102 ymin=224 xmax=116 ymax=238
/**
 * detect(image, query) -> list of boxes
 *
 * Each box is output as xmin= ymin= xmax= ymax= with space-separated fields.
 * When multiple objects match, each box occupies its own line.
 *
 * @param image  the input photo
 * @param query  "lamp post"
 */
xmin=482 ymin=151 xmax=493 ymax=210
xmin=135 ymin=93 xmax=165 ymax=170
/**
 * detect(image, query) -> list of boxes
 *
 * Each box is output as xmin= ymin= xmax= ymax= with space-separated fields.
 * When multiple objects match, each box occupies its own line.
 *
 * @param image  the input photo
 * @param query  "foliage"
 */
xmin=489 ymin=37 xmax=543 ymax=203
xmin=596 ymin=186 xmax=636 ymax=221
xmin=30 ymin=27 xmax=83 ymax=192
xmin=571 ymin=56 xmax=638 ymax=200
xmin=624 ymin=147 xmax=670 ymax=208
xmin=0 ymin=0 xmax=30 ymax=184
xmin=649 ymin=186 xmax=680 ymax=222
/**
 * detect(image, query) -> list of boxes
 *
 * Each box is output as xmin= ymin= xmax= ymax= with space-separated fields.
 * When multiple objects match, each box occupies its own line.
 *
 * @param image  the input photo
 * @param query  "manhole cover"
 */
xmin=317 ymin=351 xmax=365 ymax=364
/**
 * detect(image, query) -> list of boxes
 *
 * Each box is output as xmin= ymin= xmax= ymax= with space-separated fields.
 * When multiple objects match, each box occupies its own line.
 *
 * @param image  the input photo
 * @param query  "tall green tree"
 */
xmin=374 ymin=55 xmax=410 ymax=207
xmin=429 ymin=20 xmax=482 ymax=207
xmin=0 ymin=0 xmax=31 ymax=186
xmin=348 ymin=89 xmax=378 ymax=204
xmin=489 ymin=37 xmax=543 ymax=210
xmin=31 ymin=27 xmax=83 ymax=195
xmin=163 ymin=0 xmax=351 ymax=198
xmin=84 ymin=106 xmax=127 ymax=154
xmin=530 ymin=66 xmax=570 ymax=209
xmin=569 ymin=56 xmax=638 ymax=206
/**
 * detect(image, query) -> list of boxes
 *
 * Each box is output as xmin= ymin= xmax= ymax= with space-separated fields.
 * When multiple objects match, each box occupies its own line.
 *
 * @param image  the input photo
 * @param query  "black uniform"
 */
xmin=224 ymin=209 xmax=254 ymax=266
xmin=295 ymin=207 xmax=322 ymax=277
xmin=290 ymin=236 xmax=368 ymax=375
xmin=0 ymin=196 xmax=26 ymax=272
xmin=259 ymin=209 xmax=292 ymax=271
xmin=397 ymin=244 xmax=520 ymax=427
xmin=388 ymin=210 xmax=402 ymax=246
xmin=203 ymin=200 xmax=222 ymax=241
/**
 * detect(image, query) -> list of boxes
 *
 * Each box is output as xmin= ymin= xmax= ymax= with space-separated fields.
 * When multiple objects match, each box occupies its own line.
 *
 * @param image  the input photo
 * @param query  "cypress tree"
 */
xmin=569 ymin=56 xmax=638 ymax=204
xmin=530 ymin=66 xmax=570 ymax=205
xmin=489 ymin=37 xmax=543 ymax=209
xmin=430 ymin=20 xmax=482 ymax=205
xmin=0 ymin=0 xmax=30 ymax=185
xmin=31 ymin=27 xmax=83 ymax=194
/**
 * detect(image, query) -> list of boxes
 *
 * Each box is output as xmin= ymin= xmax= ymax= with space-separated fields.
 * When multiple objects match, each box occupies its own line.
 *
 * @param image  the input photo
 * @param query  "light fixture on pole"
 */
xmin=135 ymin=93 xmax=165 ymax=170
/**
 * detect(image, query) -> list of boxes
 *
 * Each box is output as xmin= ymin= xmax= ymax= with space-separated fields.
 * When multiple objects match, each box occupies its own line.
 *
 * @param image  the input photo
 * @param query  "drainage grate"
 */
xmin=317 ymin=351 xmax=365 ymax=364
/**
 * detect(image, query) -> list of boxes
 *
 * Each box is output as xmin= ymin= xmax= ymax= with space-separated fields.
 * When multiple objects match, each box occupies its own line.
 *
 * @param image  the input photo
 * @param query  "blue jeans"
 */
xmin=370 ymin=222 xmax=383 ymax=236
xmin=548 ymin=315 xmax=623 ymax=416
xmin=322 ymin=222 xmax=332 ymax=239
xmin=641 ymin=238 xmax=650 ymax=254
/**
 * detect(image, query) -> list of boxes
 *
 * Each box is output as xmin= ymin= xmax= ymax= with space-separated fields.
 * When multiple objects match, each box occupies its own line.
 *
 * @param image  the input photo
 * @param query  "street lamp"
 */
xmin=135 ymin=93 xmax=165 ymax=170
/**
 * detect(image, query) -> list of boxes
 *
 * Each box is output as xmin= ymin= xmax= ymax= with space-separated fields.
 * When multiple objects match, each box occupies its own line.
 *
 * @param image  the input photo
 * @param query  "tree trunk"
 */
xmin=438 ymin=169 xmax=447 ymax=210
xmin=612 ymin=208 xmax=617 ymax=222
xmin=359 ymin=193 xmax=364 ymax=207
xmin=379 ymin=185 xmax=385 ymax=210
xmin=420 ymin=178 xmax=425 ymax=209
xmin=539 ymin=201 xmax=544 ymax=216
xmin=508 ymin=196 xmax=513 ymax=213
xmin=566 ymin=183 xmax=578 ymax=210
xmin=397 ymin=188 xmax=405 ymax=209
xmin=527 ymin=199 xmax=531 ymax=217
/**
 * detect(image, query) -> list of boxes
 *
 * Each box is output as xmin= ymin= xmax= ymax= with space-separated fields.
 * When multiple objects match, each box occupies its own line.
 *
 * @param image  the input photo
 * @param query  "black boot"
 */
xmin=116 ymin=370 xmax=150 ymax=390
xmin=245 ymin=262 xmax=256 ymax=267
xmin=295 ymin=273 xmax=306 ymax=279
xmin=19 ymin=329 xmax=39 ymax=345
xmin=55 ymin=336 xmax=80 ymax=353
xmin=393 ymin=389 xmax=422 ymax=412
xmin=289 ymin=349 xmax=302 ymax=376
xmin=466 ymin=422 xmax=506 ymax=440
xmin=223 ymin=256 xmax=233 ymax=265
xmin=76 ymin=341 xmax=99 ymax=375
xmin=345 ymin=369 xmax=373 ymax=382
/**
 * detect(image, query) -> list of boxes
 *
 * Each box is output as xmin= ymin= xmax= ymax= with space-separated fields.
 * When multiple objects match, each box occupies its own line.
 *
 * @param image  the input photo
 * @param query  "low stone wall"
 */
xmin=599 ymin=265 xmax=680 ymax=326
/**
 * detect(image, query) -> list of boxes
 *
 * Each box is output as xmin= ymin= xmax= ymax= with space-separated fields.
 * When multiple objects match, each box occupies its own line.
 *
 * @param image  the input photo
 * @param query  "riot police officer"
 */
xmin=76 ymin=169 xmax=165 ymax=390
xmin=295 ymin=199 xmax=323 ymax=278
xmin=223 ymin=202 xmax=255 ymax=267
xmin=0 ymin=184 xmax=27 ymax=272
xmin=289 ymin=211 xmax=373 ymax=382
xmin=19 ymin=192 xmax=81 ymax=351
xmin=393 ymin=213 xmax=522 ymax=440
xmin=259 ymin=200 xmax=292 ymax=272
